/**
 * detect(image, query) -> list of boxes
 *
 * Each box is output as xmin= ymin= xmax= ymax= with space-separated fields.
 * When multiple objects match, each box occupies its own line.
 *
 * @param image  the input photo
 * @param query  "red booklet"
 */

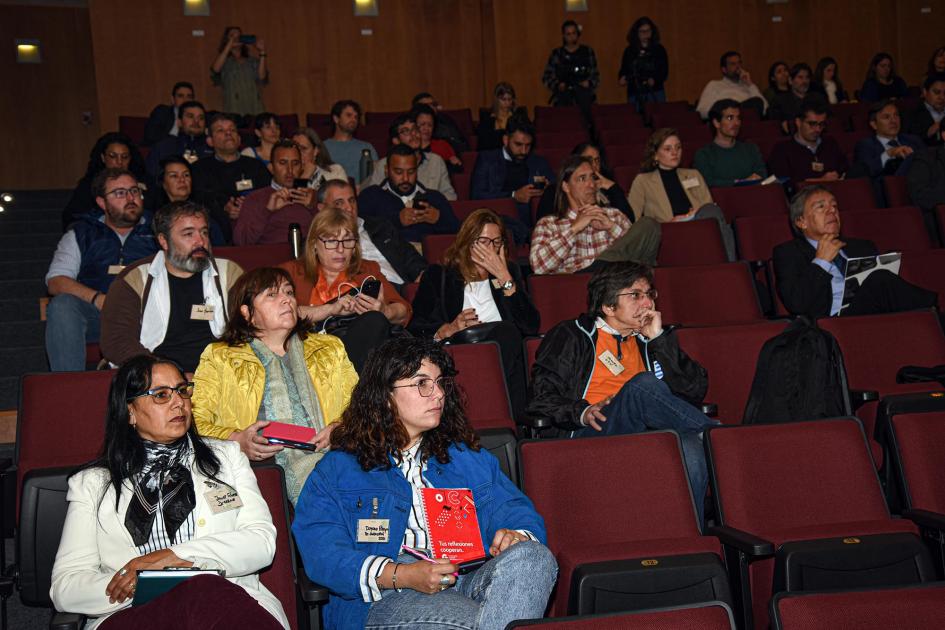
xmin=420 ymin=488 xmax=487 ymax=563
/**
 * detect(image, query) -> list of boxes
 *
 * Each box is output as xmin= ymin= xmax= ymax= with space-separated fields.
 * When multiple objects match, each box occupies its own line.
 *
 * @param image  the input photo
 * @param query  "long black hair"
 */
xmin=79 ymin=355 xmax=221 ymax=510
xmin=81 ymin=131 xmax=148 ymax=183
xmin=626 ymin=16 xmax=660 ymax=52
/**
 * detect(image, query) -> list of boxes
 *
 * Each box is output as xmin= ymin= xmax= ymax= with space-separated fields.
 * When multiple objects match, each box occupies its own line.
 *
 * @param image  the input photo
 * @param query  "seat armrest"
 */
xmin=50 ymin=612 xmax=86 ymax=630
xmin=903 ymin=508 xmax=945 ymax=531
xmin=707 ymin=525 xmax=775 ymax=557
xmin=519 ymin=415 xmax=552 ymax=430
xmin=0 ymin=575 xmax=12 ymax=599
xmin=850 ymin=389 xmax=879 ymax=410
xmin=298 ymin=571 xmax=330 ymax=604
xmin=700 ymin=403 xmax=718 ymax=418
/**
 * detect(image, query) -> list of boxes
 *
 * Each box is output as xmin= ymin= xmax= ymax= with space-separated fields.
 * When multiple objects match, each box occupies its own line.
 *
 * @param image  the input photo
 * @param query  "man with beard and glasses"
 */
xmin=362 ymin=113 xmax=456 ymax=199
xmin=357 ymin=144 xmax=459 ymax=243
xmin=695 ymin=51 xmax=767 ymax=120
xmin=45 ymin=168 xmax=159 ymax=371
xmin=101 ymin=201 xmax=243 ymax=373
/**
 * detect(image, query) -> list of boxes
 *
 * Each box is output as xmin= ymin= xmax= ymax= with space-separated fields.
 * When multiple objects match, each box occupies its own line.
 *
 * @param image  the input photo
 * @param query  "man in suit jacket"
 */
xmin=852 ymin=100 xmax=925 ymax=178
xmin=470 ymin=115 xmax=555 ymax=231
xmin=319 ymin=179 xmax=427 ymax=287
xmin=905 ymin=73 xmax=945 ymax=147
xmin=143 ymin=81 xmax=195 ymax=146
xmin=773 ymin=185 xmax=936 ymax=319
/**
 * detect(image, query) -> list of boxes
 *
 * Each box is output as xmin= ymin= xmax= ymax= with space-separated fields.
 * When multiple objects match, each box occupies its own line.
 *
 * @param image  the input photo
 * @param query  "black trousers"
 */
xmin=332 ymin=310 xmax=393 ymax=373
xmin=843 ymin=270 xmax=938 ymax=317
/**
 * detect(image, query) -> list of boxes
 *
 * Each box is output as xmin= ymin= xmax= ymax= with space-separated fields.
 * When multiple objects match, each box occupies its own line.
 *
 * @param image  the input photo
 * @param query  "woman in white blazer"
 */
xmin=50 ymin=355 xmax=289 ymax=629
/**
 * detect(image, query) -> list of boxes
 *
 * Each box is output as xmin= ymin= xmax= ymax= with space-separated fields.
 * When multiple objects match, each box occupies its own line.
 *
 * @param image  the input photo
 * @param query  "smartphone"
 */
xmin=531 ymin=178 xmax=546 ymax=191
xmin=457 ymin=557 xmax=489 ymax=574
xmin=293 ymin=178 xmax=309 ymax=189
xmin=360 ymin=279 xmax=381 ymax=299
xmin=260 ymin=421 xmax=317 ymax=450
xmin=239 ymin=34 xmax=257 ymax=45
xmin=413 ymin=193 xmax=429 ymax=207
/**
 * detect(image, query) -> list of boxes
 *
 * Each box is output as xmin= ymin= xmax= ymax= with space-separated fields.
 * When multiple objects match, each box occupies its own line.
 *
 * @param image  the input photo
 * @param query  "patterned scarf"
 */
xmin=124 ymin=436 xmax=195 ymax=546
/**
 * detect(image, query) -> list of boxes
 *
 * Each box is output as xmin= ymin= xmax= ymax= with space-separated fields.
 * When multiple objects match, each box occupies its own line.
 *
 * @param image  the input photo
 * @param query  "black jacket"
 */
xmin=527 ymin=313 xmax=708 ymax=436
xmin=144 ymin=104 xmax=176 ymax=147
xmin=773 ymin=236 xmax=878 ymax=319
xmin=361 ymin=215 xmax=428 ymax=284
xmin=408 ymin=263 xmax=538 ymax=337
xmin=905 ymin=105 xmax=944 ymax=147
xmin=357 ymin=183 xmax=459 ymax=243
xmin=907 ymin=145 xmax=945 ymax=211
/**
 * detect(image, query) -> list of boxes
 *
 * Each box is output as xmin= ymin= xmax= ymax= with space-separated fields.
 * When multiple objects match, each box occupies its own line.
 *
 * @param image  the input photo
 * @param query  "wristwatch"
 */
xmin=500 ymin=279 xmax=515 ymax=291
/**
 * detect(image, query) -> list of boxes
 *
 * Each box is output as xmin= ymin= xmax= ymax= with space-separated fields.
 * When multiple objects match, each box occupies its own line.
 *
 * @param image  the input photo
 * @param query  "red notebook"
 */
xmin=420 ymin=488 xmax=486 ymax=563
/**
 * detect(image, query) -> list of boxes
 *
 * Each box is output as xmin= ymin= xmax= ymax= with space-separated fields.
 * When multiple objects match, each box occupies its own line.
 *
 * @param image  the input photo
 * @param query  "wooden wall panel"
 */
xmin=0 ymin=5 xmax=99 ymax=190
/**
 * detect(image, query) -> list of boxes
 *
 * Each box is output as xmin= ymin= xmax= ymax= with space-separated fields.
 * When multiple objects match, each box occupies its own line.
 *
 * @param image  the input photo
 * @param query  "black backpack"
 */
xmin=742 ymin=317 xmax=852 ymax=424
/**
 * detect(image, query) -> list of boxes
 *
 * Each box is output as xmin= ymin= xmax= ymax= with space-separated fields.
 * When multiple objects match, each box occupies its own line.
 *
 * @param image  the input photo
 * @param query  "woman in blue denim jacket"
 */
xmin=293 ymin=337 xmax=557 ymax=630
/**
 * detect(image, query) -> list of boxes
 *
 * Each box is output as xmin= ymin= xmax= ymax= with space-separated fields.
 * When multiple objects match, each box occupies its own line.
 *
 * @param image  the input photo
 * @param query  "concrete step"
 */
xmin=0 ymin=376 xmax=18 ymax=411
xmin=0 ymin=260 xmax=49 ymax=281
xmin=0 ymin=219 xmax=62 ymax=235
xmin=0 ymin=246 xmax=55 ymax=262
xmin=0 ymin=280 xmax=47 ymax=299
xmin=0 ymin=298 xmax=42 ymax=322
xmin=0 ymin=233 xmax=60 ymax=249
xmin=0 ymin=321 xmax=45 ymax=347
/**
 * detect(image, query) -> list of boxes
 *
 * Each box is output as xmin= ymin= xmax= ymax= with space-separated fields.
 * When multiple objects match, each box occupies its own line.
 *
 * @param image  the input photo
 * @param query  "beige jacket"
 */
xmin=628 ymin=168 xmax=714 ymax=223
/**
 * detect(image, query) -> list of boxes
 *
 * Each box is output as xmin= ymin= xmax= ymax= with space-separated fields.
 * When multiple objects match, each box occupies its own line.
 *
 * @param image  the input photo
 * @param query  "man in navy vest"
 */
xmin=45 ymin=168 xmax=158 ymax=370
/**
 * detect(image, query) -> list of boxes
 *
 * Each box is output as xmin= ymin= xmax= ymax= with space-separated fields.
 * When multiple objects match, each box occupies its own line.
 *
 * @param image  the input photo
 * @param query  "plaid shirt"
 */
xmin=529 ymin=207 xmax=630 ymax=274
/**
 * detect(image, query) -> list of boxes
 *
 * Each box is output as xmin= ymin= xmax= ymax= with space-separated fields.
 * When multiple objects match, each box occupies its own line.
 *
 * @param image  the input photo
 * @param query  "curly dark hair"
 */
xmin=330 ymin=337 xmax=480 ymax=471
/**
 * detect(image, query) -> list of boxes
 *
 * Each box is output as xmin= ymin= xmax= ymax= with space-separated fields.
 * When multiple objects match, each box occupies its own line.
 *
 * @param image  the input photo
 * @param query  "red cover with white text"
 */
xmin=420 ymin=488 xmax=487 ymax=562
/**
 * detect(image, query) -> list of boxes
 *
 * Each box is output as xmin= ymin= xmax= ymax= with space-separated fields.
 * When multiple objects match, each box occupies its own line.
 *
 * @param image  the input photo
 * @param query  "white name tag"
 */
xmin=357 ymin=518 xmax=390 ymax=543
xmin=598 ymin=349 xmax=625 ymax=376
xmin=203 ymin=486 xmax=243 ymax=514
xmin=107 ymin=265 xmax=125 ymax=275
xmin=235 ymin=178 xmax=253 ymax=192
xmin=682 ymin=177 xmax=700 ymax=189
xmin=811 ymin=161 xmax=824 ymax=173
xmin=191 ymin=304 xmax=215 ymax=320
xmin=183 ymin=150 xmax=199 ymax=164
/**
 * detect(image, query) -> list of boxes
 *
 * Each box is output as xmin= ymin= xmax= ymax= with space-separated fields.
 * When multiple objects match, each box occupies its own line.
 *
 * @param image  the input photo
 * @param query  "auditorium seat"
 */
xmin=740 ymin=121 xmax=784 ymax=140
xmin=710 ymin=184 xmax=789 ymax=222
xmin=523 ymin=336 xmax=542 ymax=382
xmin=421 ymin=233 xmax=454 ymax=265
xmin=834 ymin=131 xmax=870 ymax=163
xmin=528 ymin=274 xmax=591 ymax=334
xmin=521 ymin=434 xmax=729 ymax=617
xmin=508 ymin=601 xmax=736 ymax=629
xmin=754 ymin=137 xmax=783 ymax=164
xmin=654 ymin=263 xmax=765 ymax=327
xmin=657 ymin=220 xmax=728 ymax=267
xmin=643 ymin=100 xmax=690 ymax=125
xmin=887 ymin=409 xmax=945 ymax=518
xmin=804 ymin=175 xmax=878 ymax=210
xmin=673 ymin=125 xmax=713 ymax=152
xmin=818 ymin=310 xmax=945 ymax=465
xmin=535 ymin=106 xmax=583 ymax=132
xmin=118 ymin=115 xmax=148 ymax=146
xmin=733 ymin=214 xmax=793 ymax=263
xmin=215 ymin=244 xmax=294 ymax=271
xmin=536 ymin=147 xmax=572 ymax=174
xmin=452 ymin=170 xmax=471 ymax=200
xmin=402 ymin=282 xmax=419 ymax=303
xmin=599 ymin=128 xmax=653 ymax=147
xmin=365 ymin=110 xmax=404 ymax=127
xmin=675 ymin=321 xmax=789 ymax=423
xmin=275 ymin=113 xmax=299 ymax=135
xmin=459 ymin=150 xmax=479 ymax=171
xmin=613 ymin=165 xmax=641 ymax=192
xmin=451 ymin=198 xmax=517 ymax=221
xmin=536 ymin=131 xmax=590 ymax=150
xmin=706 ymin=418 xmax=934 ymax=630
xmin=651 ymin=110 xmax=703 ymax=130
xmin=305 ymin=112 xmax=331 ymax=130
xmin=440 ymin=108 xmax=475 ymax=138
xmin=900 ymin=249 xmax=945 ymax=308
xmin=603 ymin=143 xmax=647 ymax=168
xmin=841 ymin=206 xmax=932 ymax=252
xmin=883 ymin=175 xmax=912 ymax=207
xmin=770 ymin=584 xmax=945 ymax=630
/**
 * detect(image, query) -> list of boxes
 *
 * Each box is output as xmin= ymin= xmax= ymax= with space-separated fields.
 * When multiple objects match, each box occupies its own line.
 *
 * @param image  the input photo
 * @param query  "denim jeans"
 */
xmin=576 ymin=371 xmax=718 ymax=524
xmin=365 ymin=541 xmax=558 ymax=630
xmin=45 ymin=293 xmax=100 ymax=371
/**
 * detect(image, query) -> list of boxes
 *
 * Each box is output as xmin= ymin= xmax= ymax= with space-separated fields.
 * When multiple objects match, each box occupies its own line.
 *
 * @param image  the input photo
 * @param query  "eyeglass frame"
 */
xmin=615 ymin=289 xmax=659 ymax=302
xmin=127 ymin=382 xmax=195 ymax=404
xmin=392 ymin=376 xmax=454 ymax=397
xmin=104 ymin=186 xmax=143 ymax=200
xmin=473 ymin=236 xmax=504 ymax=250
xmin=317 ymin=237 xmax=357 ymax=250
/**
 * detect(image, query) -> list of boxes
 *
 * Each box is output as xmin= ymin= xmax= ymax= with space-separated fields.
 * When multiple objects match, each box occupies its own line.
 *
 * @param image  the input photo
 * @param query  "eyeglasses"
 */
xmin=127 ymin=383 xmax=194 ymax=404
xmin=318 ymin=237 xmax=357 ymax=250
xmin=105 ymin=186 xmax=142 ymax=200
xmin=392 ymin=377 xmax=454 ymax=397
xmin=474 ymin=236 xmax=504 ymax=249
xmin=802 ymin=120 xmax=827 ymax=128
xmin=616 ymin=289 xmax=658 ymax=302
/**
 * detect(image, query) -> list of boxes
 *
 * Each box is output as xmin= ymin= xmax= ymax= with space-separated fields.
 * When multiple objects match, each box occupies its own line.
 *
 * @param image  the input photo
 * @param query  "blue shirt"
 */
xmin=324 ymin=138 xmax=378 ymax=184
xmin=807 ymin=236 xmax=846 ymax=316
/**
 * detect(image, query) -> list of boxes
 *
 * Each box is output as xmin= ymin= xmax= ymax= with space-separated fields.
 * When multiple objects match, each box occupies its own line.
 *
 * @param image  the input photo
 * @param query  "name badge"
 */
xmin=183 ymin=150 xmax=199 ymax=164
xmin=191 ymin=304 xmax=215 ymax=320
xmin=203 ymin=486 xmax=243 ymax=514
xmin=107 ymin=264 xmax=125 ymax=275
xmin=811 ymin=160 xmax=824 ymax=173
xmin=357 ymin=519 xmax=390 ymax=543
xmin=598 ymin=349 xmax=625 ymax=376
xmin=682 ymin=177 xmax=700 ymax=189
xmin=235 ymin=178 xmax=253 ymax=192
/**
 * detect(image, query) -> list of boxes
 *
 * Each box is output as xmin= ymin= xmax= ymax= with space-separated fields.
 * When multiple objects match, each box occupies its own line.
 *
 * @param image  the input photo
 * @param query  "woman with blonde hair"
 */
xmin=410 ymin=208 xmax=538 ymax=418
xmin=279 ymin=207 xmax=410 ymax=371
xmin=476 ymin=82 xmax=523 ymax=151
xmin=629 ymin=127 xmax=735 ymax=260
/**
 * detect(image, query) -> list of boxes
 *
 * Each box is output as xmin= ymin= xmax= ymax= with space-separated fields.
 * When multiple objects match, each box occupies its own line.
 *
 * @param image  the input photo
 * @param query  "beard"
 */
xmin=167 ymin=243 xmax=211 ymax=273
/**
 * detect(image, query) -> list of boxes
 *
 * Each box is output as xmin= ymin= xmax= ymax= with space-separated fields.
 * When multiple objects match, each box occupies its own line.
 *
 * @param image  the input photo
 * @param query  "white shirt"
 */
xmin=696 ymin=78 xmax=768 ymax=119
xmin=357 ymin=217 xmax=404 ymax=284
xmin=462 ymin=280 xmax=502 ymax=323
xmin=823 ymin=80 xmax=839 ymax=105
xmin=926 ymin=102 xmax=945 ymax=124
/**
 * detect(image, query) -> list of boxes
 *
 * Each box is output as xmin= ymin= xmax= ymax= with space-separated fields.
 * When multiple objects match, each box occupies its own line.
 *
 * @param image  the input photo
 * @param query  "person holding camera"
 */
xmin=541 ymin=20 xmax=599 ymax=121
xmin=618 ymin=17 xmax=669 ymax=111
xmin=233 ymin=140 xmax=316 ymax=245
xmin=211 ymin=26 xmax=268 ymax=120
xmin=358 ymin=144 xmax=460 ymax=244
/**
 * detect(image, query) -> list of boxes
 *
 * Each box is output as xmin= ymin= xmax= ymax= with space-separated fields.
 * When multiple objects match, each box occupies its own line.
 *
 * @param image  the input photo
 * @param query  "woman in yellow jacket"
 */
xmin=192 ymin=266 xmax=357 ymax=503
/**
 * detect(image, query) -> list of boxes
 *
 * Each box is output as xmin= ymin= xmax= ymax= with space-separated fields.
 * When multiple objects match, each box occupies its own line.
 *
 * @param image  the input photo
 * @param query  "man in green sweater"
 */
xmin=693 ymin=98 xmax=768 ymax=187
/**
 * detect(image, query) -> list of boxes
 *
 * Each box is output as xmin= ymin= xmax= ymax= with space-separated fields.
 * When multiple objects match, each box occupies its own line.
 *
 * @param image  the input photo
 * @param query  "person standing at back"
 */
xmin=618 ymin=17 xmax=669 ymax=112
xmin=210 ymin=26 xmax=268 ymax=121
xmin=541 ymin=20 xmax=599 ymax=123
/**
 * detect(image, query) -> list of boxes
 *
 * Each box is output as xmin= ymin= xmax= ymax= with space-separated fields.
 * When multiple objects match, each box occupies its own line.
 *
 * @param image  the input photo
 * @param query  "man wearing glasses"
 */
xmin=233 ymin=140 xmax=316 ymax=245
xmin=528 ymin=261 xmax=716 ymax=523
xmin=45 ymin=168 xmax=159 ymax=371
xmin=768 ymin=98 xmax=848 ymax=189
xmin=362 ymin=113 xmax=456 ymax=200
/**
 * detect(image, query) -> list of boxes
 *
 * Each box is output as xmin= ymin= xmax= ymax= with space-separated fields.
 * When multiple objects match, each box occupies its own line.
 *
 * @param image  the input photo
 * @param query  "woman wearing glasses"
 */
xmin=409 ymin=209 xmax=538 ymax=419
xmin=293 ymin=337 xmax=557 ymax=630
xmin=51 ymin=355 xmax=289 ymax=629
xmin=192 ymin=267 xmax=357 ymax=503
xmin=279 ymin=207 xmax=410 ymax=372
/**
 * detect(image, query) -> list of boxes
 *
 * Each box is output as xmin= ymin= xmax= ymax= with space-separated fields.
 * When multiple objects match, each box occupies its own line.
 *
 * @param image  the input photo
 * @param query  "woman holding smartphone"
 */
xmin=211 ymin=26 xmax=268 ymax=119
xmin=293 ymin=337 xmax=557 ymax=630
xmin=192 ymin=267 xmax=357 ymax=504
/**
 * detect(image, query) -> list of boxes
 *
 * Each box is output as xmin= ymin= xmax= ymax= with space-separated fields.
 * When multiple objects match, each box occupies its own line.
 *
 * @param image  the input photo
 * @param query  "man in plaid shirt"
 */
xmin=529 ymin=156 xmax=660 ymax=274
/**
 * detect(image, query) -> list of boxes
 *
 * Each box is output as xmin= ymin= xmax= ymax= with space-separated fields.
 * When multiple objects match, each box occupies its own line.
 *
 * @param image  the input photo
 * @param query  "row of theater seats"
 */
xmin=9 ymin=349 xmax=945 ymax=628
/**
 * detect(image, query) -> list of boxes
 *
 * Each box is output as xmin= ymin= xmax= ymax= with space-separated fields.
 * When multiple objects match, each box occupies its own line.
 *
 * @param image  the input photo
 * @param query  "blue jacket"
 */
xmin=470 ymin=149 xmax=555 ymax=225
xmin=292 ymin=444 xmax=546 ymax=630
xmin=145 ymin=133 xmax=214 ymax=178
xmin=72 ymin=213 xmax=159 ymax=293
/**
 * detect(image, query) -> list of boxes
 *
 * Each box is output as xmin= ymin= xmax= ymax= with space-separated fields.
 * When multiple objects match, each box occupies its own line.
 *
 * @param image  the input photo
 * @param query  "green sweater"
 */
xmin=693 ymin=141 xmax=767 ymax=187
